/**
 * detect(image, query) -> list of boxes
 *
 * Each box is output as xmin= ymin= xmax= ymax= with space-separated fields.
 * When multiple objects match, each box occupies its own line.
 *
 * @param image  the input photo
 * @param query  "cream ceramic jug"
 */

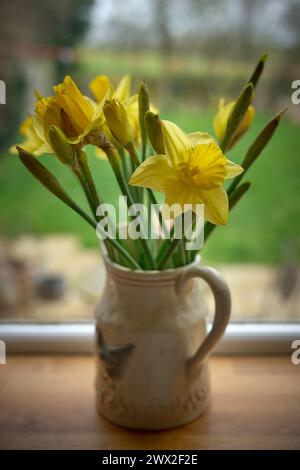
xmin=95 ymin=256 xmax=231 ymax=430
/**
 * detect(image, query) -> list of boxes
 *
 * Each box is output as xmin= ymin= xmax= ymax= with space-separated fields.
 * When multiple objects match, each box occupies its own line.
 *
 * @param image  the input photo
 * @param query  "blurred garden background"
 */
xmin=0 ymin=0 xmax=300 ymax=321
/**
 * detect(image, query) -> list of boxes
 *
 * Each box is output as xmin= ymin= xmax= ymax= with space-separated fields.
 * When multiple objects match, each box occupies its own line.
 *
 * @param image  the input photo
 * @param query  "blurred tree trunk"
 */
xmin=238 ymin=0 xmax=260 ymax=59
xmin=152 ymin=0 xmax=173 ymax=104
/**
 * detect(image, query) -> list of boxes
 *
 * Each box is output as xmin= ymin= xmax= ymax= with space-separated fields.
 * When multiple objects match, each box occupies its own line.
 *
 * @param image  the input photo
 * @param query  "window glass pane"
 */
xmin=0 ymin=0 xmax=299 ymax=323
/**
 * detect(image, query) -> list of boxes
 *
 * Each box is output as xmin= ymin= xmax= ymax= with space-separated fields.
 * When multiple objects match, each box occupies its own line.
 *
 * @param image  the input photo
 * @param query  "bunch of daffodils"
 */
xmin=13 ymin=55 xmax=283 ymax=270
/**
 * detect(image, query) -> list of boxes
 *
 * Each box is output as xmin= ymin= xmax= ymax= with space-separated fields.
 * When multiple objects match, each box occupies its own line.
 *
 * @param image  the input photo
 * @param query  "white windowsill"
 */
xmin=0 ymin=322 xmax=299 ymax=354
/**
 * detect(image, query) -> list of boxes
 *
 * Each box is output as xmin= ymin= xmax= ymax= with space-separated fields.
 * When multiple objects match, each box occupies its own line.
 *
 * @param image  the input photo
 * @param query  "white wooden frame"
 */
xmin=1 ymin=322 xmax=299 ymax=354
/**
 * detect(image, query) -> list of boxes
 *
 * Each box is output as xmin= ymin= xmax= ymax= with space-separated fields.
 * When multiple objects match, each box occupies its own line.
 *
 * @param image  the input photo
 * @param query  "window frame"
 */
xmin=1 ymin=322 xmax=299 ymax=354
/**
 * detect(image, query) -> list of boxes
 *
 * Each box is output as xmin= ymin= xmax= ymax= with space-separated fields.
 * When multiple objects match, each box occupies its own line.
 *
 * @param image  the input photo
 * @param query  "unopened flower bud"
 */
xmin=145 ymin=111 xmax=165 ymax=154
xmin=138 ymin=82 xmax=150 ymax=143
xmin=48 ymin=125 xmax=75 ymax=165
xmin=103 ymin=99 xmax=133 ymax=146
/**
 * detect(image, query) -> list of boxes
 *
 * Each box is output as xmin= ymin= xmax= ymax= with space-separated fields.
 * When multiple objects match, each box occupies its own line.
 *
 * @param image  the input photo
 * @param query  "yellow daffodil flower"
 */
xmin=33 ymin=95 xmax=62 ymax=149
xmin=89 ymin=74 xmax=112 ymax=103
xmin=12 ymin=76 xmax=106 ymax=156
xmin=54 ymin=75 xmax=105 ymax=144
xmin=130 ymin=120 xmax=243 ymax=225
xmin=18 ymin=95 xmax=70 ymax=156
xmin=10 ymin=115 xmax=48 ymax=155
xmin=214 ymin=98 xmax=254 ymax=145
xmin=90 ymin=74 xmax=157 ymax=157
xmin=90 ymin=74 xmax=130 ymax=103
xmin=89 ymin=75 xmax=134 ymax=156
xmin=11 ymin=96 xmax=76 ymax=157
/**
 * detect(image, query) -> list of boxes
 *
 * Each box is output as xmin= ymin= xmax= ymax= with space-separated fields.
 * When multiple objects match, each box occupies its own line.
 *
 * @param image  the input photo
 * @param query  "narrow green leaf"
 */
xmin=221 ymin=83 xmax=254 ymax=152
xmin=229 ymin=181 xmax=252 ymax=210
xmin=242 ymin=108 xmax=286 ymax=171
xmin=18 ymin=146 xmax=142 ymax=270
xmin=248 ymin=53 xmax=268 ymax=88
xmin=17 ymin=146 xmax=97 ymax=229
xmin=18 ymin=146 xmax=75 ymax=206
xmin=227 ymin=108 xmax=285 ymax=195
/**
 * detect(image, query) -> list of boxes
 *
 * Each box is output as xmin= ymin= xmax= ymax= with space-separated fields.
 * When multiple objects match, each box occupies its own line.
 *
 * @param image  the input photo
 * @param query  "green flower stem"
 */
xmin=71 ymin=163 xmax=116 ymax=263
xmin=184 ymin=212 xmax=198 ymax=264
xmin=74 ymin=165 xmax=124 ymax=262
xmin=128 ymin=156 xmax=140 ymax=202
xmin=103 ymin=146 xmax=157 ymax=270
xmin=141 ymin=139 xmax=147 ymax=162
xmin=156 ymin=224 xmax=175 ymax=266
xmin=147 ymin=189 xmax=170 ymax=239
xmin=18 ymin=146 xmax=97 ymax=230
xmin=203 ymin=221 xmax=215 ymax=243
xmin=72 ymin=165 xmax=98 ymax=217
xmin=157 ymin=236 xmax=184 ymax=270
xmin=156 ymin=219 xmax=179 ymax=265
xmin=180 ymin=240 xmax=188 ymax=265
xmin=126 ymin=141 xmax=140 ymax=166
xmin=226 ymin=171 xmax=243 ymax=197
xmin=97 ymin=221 xmax=142 ymax=269
xmin=61 ymin=174 xmax=140 ymax=269
xmin=68 ymin=202 xmax=98 ymax=230
xmin=156 ymin=214 xmax=188 ymax=268
xmin=117 ymin=172 xmax=156 ymax=270
xmin=76 ymin=150 xmax=118 ymax=260
xmin=18 ymin=146 xmax=139 ymax=266
xmin=157 ymin=216 xmax=193 ymax=270
xmin=172 ymin=214 xmax=189 ymax=267
xmin=71 ymin=202 xmax=140 ymax=270
xmin=118 ymin=147 xmax=130 ymax=183
xmin=98 ymin=233 xmax=142 ymax=270
xmin=78 ymin=151 xmax=101 ymax=207
xmin=126 ymin=142 xmax=143 ymax=203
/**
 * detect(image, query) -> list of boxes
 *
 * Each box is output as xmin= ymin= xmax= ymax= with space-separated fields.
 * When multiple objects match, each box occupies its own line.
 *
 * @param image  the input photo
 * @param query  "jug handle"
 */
xmin=176 ymin=266 xmax=231 ymax=375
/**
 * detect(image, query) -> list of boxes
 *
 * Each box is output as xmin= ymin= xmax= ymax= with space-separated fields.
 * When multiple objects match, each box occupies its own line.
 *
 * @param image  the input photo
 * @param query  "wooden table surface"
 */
xmin=0 ymin=355 xmax=299 ymax=450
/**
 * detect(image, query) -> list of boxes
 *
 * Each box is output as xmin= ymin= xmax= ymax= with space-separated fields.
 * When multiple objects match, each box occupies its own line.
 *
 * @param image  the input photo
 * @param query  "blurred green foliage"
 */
xmin=2 ymin=108 xmax=299 ymax=264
